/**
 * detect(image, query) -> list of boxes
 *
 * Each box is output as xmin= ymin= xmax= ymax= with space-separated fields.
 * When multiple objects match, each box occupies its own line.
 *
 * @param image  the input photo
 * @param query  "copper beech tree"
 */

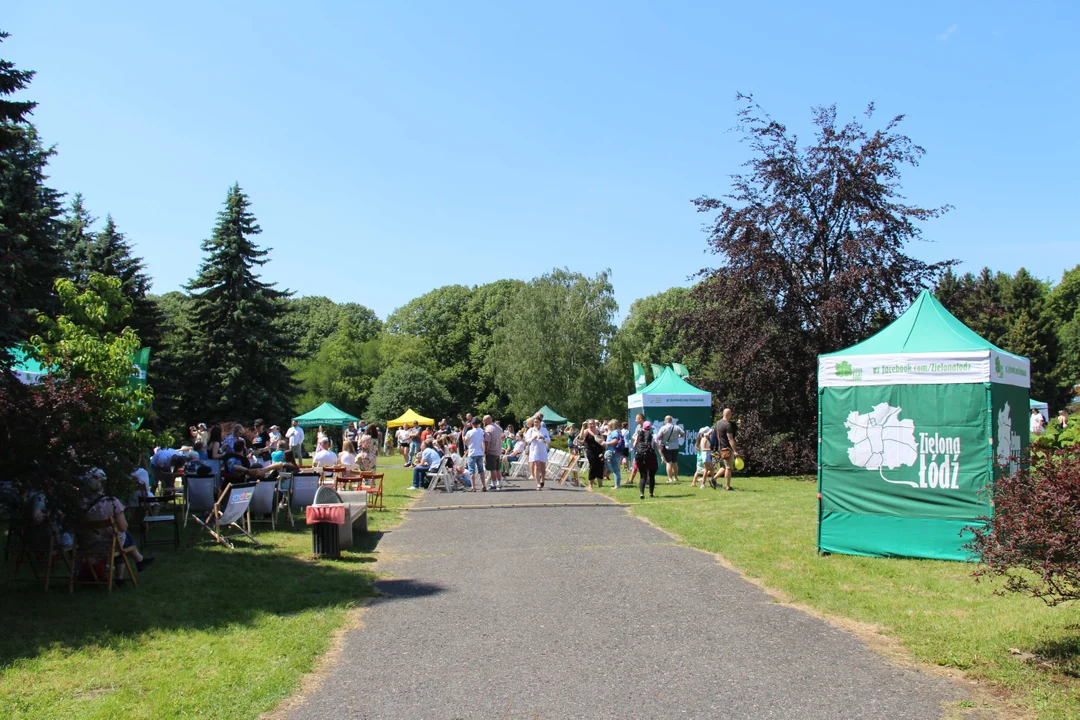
xmin=685 ymin=95 xmax=953 ymax=473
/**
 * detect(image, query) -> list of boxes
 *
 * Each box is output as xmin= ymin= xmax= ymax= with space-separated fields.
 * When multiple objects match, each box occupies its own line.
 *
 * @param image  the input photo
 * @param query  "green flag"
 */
xmin=672 ymin=362 xmax=690 ymax=378
xmin=650 ymin=363 xmax=665 ymax=381
xmin=130 ymin=347 xmax=150 ymax=430
xmin=130 ymin=347 xmax=150 ymax=389
xmin=633 ymin=362 xmax=647 ymax=391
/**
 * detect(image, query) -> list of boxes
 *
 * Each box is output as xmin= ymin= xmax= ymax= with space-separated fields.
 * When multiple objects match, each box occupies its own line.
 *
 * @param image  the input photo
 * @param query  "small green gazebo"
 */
xmin=292 ymin=402 xmax=359 ymax=427
xmin=534 ymin=405 xmax=569 ymax=425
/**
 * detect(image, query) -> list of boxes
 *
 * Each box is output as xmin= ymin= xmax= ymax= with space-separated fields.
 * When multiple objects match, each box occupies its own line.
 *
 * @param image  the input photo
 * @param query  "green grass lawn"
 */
xmin=600 ymin=476 xmax=1080 ymax=719
xmin=0 ymin=463 xmax=417 ymax=720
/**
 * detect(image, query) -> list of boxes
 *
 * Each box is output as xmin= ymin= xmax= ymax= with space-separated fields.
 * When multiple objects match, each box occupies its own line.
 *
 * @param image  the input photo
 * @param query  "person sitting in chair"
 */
xmin=79 ymin=468 xmax=154 ymax=575
xmin=312 ymin=438 xmax=338 ymax=467
xmin=411 ymin=439 xmax=443 ymax=490
xmin=223 ymin=439 xmax=282 ymax=481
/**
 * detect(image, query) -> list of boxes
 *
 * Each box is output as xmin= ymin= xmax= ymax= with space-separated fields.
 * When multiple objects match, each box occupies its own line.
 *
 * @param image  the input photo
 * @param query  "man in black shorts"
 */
xmin=713 ymin=408 xmax=740 ymax=491
xmin=656 ymin=415 xmax=685 ymax=483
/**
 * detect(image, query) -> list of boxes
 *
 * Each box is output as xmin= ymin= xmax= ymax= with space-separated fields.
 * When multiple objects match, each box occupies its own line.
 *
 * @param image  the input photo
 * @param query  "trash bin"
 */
xmin=311 ymin=521 xmax=340 ymax=558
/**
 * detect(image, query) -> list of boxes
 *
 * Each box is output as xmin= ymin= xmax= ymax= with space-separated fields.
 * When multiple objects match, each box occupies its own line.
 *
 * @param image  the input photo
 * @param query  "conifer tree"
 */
xmin=0 ymin=31 xmax=64 ymax=368
xmin=186 ymin=184 xmax=295 ymax=421
xmin=59 ymin=192 xmax=96 ymax=275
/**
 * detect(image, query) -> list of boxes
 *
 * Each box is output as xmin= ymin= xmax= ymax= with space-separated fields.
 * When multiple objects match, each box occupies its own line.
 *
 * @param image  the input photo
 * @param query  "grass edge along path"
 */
xmin=0 ymin=463 xmax=418 ymax=720
xmin=598 ymin=476 xmax=1080 ymax=720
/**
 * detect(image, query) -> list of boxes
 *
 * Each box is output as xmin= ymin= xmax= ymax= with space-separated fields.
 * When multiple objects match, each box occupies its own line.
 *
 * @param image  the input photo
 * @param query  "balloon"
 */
xmin=734 ymin=456 xmax=745 ymax=471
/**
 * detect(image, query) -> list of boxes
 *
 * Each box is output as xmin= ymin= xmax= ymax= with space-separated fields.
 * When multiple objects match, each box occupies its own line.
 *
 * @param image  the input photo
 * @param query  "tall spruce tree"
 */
xmin=186 ymin=184 xmax=295 ymax=422
xmin=0 ymin=31 xmax=64 ymax=369
xmin=59 ymin=192 xmax=96 ymax=274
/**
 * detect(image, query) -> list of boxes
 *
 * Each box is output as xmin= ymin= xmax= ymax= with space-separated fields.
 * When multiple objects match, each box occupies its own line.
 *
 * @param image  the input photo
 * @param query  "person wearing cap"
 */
xmin=631 ymin=419 xmax=660 ymax=500
xmin=268 ymin=424 xmax=282 ymax=446
xmin=690 ymin=427 xmax=715 ymax=489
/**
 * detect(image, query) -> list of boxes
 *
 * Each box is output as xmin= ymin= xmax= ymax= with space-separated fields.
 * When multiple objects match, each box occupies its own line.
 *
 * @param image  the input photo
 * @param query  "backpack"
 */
xmin=615 ymin=432 xmax=627 ymax=454
xmin=633 ymin=429 xmax=653 ymax=457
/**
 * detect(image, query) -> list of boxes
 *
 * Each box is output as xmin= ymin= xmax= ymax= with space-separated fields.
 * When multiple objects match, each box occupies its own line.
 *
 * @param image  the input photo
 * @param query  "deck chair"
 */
xmin=508 ymin=455 xmax=530 ymax=479
xmin=360 ymin=473 xmax=385 ymax=510
xmin=184 ymin=476 xmax=217 ymax=529
xmin=287 ymin=475 xmax=320 ymax=527
xmin=424 ymin=457 xmax=452 ymax=492
xmin=192 ymin=481 xmax=260 ymax=549
xmin=72 ymin=516 xmax=138 ymax=592
xmin=556 ymin=453 xmax=580 ymax=485
xmin=6 ymin=520 xmax=74 ymax=592
xmin=248 ymin=478 xmax=279 ymax=531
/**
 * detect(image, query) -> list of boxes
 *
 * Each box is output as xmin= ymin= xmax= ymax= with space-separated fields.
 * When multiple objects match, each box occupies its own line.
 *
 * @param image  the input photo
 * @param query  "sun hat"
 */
xmin=699 ymin=426 xmax=712 ymax=434
xmin=642 ymin=421 xmax=652 ymax=430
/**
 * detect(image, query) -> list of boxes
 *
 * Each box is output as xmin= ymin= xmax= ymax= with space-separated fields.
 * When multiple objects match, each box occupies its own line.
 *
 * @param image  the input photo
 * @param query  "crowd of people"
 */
xmin=396 ymin=412 xmax=552 ymax=491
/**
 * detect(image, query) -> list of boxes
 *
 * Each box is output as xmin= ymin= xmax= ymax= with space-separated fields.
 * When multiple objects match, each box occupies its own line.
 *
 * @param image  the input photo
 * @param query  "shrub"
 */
xmin=967 ymin=448 xmax=1080 ymax=605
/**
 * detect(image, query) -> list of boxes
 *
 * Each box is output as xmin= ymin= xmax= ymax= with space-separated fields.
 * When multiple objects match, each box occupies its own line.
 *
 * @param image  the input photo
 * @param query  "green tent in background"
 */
xmin=534 ymin=405 xmax=569 ymax=425
xmin=627 ymin=367 xmax=712 ymax=477
xmin=817 ymin=290 xmax=1030 ymax=561
xmin=9 ymin=348 xmax=47 ymax=384
xmin=292 ymin=401 xmax=359 ymax=427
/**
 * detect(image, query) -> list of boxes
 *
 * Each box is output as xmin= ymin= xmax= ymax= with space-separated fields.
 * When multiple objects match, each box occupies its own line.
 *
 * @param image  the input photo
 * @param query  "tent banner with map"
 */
xmin=819 ymin=383 xmax=996 ymax=561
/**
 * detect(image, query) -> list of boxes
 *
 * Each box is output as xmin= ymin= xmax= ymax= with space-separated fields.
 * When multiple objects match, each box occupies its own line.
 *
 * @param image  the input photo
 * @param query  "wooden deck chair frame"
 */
xmin=72 ymin=516 xmax=138 ymax=593
xmin=6 ymin=521 xmax=74 ymax=592
xmin=556 ymin=453 xmax=580 ymax=485
xmin=360 ymin=473 xmax=385 ymax=510
xmin=192 ymin=481 xmax=261 ymax=549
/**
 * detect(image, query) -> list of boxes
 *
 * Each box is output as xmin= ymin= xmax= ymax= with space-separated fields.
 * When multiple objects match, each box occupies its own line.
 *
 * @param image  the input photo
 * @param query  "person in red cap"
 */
xmin=631 ymin=417 xmax=660 ymax=499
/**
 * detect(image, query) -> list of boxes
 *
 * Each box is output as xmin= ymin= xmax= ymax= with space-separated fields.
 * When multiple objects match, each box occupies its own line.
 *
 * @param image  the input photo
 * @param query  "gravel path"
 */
xmin=286 ymin=480 xmax=961 ymax=719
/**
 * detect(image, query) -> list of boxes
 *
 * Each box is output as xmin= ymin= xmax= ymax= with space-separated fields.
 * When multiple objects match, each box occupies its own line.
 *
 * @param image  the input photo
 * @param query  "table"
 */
xmin=138 ymin=494 xmax=180 ymax=550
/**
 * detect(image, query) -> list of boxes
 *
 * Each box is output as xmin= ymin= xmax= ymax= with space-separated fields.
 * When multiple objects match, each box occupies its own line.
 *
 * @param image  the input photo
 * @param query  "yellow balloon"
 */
xmin=734 ymin=456 xmax=745 ymax=471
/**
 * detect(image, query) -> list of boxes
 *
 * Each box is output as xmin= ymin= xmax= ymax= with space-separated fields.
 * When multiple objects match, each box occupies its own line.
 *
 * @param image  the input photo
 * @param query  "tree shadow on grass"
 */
xmin=0 ymin=520 xmax=442 ymax=669
xmin=1031 ymin=635 xmax=1080 ymax=678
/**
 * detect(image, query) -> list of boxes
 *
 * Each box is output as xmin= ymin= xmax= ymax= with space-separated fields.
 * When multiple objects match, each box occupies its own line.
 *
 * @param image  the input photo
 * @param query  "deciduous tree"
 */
xmin=686 ymin=96 xmax=952 ymax=473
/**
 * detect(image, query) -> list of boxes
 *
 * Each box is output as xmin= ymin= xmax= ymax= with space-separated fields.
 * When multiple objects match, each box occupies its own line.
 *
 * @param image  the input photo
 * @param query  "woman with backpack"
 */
xmin=632 ymin=420 xmax=660 ymax=500
xmin=604 ymin=418 xmax=624 ymax=489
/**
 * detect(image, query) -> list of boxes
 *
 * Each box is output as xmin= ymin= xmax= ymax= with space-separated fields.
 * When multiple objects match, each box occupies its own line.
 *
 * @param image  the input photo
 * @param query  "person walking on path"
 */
xmin=632 ymin=420 xmax=660 ymax=499
xmin=525 ymin=413 xmax=551 ymax=490
xmin=465 ymin=418 xmax=488 ymax=492
xmin=483 ymin=415 xmax=504 ymax=490
xmin=582 ymin=419 xmax=606 ymax=488
xmin=713 ymin=408 xmax=740 ymax=491
xmin=656 ymin=415 xmax=685 ymax=483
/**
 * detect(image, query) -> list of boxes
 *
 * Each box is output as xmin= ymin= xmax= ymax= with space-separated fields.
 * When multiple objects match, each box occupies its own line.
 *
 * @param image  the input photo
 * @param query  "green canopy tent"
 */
xmin=817 ymin=290 xmax=1030 ymax=561
xmin=627 ymin=367 xmax=712 ymax=477
xmin=9 ymin=348 xmax=47 ymax=385
xmin=292 ymin=402 xmax=359 ymax=427
xmin=534 ymin=405 xmax=569 ymax=425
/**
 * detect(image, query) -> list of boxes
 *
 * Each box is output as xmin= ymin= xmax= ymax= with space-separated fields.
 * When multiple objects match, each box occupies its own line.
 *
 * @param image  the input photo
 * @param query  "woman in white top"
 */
xmin=524 ymin=415 xmax=551 ymax=490
xmin=338 ymin=439 xmax=359 ymax=469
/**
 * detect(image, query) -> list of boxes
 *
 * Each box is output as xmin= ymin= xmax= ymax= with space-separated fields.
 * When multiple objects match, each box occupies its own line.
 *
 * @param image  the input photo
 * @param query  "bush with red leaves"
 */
xmin=967 ymin=448 xmax=1080 ymax=606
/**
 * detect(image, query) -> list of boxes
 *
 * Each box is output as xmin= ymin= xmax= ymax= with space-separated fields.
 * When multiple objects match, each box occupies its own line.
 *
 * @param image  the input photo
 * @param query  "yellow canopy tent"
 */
xmin=386 ymin=408 xmax=435 ymax=428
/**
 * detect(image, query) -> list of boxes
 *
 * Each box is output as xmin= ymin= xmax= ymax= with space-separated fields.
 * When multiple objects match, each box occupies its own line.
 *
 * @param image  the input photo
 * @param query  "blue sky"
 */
xmin=6 ymin=1 xmax=1078 ymax=321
